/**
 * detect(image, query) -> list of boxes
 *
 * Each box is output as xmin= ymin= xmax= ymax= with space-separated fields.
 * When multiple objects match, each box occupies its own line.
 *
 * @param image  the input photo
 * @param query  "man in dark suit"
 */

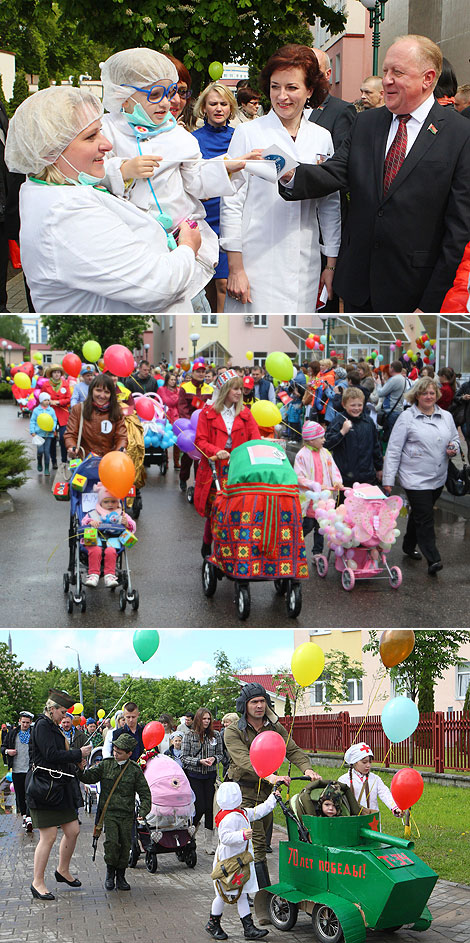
xmin=309 ymin=49 xmax=356 ymax=150
xmin=279 ymin=35 xmax=470 ymax=313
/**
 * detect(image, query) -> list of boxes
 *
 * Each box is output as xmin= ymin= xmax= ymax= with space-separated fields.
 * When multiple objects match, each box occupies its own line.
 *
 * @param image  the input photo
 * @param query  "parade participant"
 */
xmin=224 ymin=684 xmax=321 ymax=889
xmin=376 ymin=360 xmax=408 ymax=436
xmin=236 ymin=87 xmax=261 ymax=123
xmin=4 ymin=86 xmax=201 ymax=312
xmin=100 ymin=48 xmax=258 ymax=307
xmin=220 ymin=713 xmax=239 ymax=780
xmin=436 ymin=367 xmax=456 ymax=410
xmin=111 ymin=702 xmax=145 ymax=761
xmin=324 ymin=387 xmax=383 ymax=490
xmin=316 ymin=782 xmax=344 ymax=817
xmin=251 ymin=366 xmax=275 ymax=403
xmin=159 ymin=372 xmax=181 ymax=467
xmin=177 ymin=711 xmax=195 ymax=737
xmin=26 ymin=689 xmax=91 ymax=900
xmin=70 ymin=364 xmax=96 ymax=406
xmin=303 ymin=358 xmax=336 ymax=423
xmin=383 ymin=376 xmax=459 ymax=575
xmin=194 ymin=370 xmax=260 ymax=557
xmin=103 ymin=711 xmax=126 ymax=757
xmin=338 ymin=743 xmax=402 ymax=816
xmin=279 ymin=35 xmax=470 ymax=312
xmin=124 ymin=360 xmax=160 ymax=396
xmin=29 ymin=391 xmax=58 ymax=476
xmin=294 ymin=420 xmax=343 ymax=558
xmin=157 ymin=713 xmax=176 ymax=754
xmin=85 ymin=718 xmax=104 ymax=748
xmin=181 ymin=707 xmax=223 ymax=855
xmin=177 ymin=359 xmax=214 ymax=492
xmin=164 ymin=732 xmax=184 ymax=768
xmin=81 ymin=484 xmax=136 ymax=588
xmin=193 ymin=83 xmax=238 ymax=313
xmin=65 ymin=374 xmax=127 ymax=459
xmin=78 ymin=732 xmax=152 ymax=891
xmin=59 ymin=713 xmax=74 ymax=745
xmin=221 ymin=43 xmax=341 ymax=312
xmin=206 ymin=781 xmax=279 ymax=941
xmin=42 ymin=364 xmax=72 ymax=468
xmin=165 ymin=54 xmax=193 ymax=127
xmin=1 ymin=710 xmax=35 ymax=832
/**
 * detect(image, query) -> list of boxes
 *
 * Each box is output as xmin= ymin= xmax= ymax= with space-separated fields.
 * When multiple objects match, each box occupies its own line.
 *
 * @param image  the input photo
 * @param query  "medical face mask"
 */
xmin=59 ymin=153 xmax=104 ymax=186
xmin=124 ymin=100 xmax=176 ymax=136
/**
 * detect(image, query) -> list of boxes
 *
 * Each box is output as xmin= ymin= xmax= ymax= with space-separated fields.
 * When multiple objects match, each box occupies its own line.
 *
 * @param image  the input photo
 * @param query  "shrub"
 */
xmin=0 ymin=439 xmax=30 ymax=491
xmin=0 ymin=382 xmax=13 ymax=400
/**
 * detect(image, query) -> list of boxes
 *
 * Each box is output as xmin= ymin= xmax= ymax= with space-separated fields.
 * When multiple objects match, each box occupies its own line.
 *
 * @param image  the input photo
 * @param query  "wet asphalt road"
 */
xmin=1 ymin=401 xmax=469 ymax=628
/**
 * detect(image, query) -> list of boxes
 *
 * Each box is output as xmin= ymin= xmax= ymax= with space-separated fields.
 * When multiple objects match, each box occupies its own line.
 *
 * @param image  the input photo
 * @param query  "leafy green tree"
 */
xmin=0 ymin=440 xmax=30 ymax=491
xmin=205 ymin=650 xmax=241 ymax=718
xmin=273 ymin=650 xmax=363 ymax=714
xmin=38 ymin=61 xmax=50 ymax=89
xmin=7 ymin=70 xmax=30 ymax=116
xmin=41 ymin=315 xmax=156 ymax=354
xmin=0 ymin=74 xmax=8 ymax=110
xmin=120 ymin=675 xmax=207 ymax=724
xmin=0 ymin=643 xmax=34 ymax=724
xmin=0 ymin=315 xmax=31 ymax=348
xmin=464 ymin=683 xmax=470 ymax=713
xmin=363 ymin=631 xmax=470 ymax=711
xmin=284 ymin=692 xmax=292 ymax=717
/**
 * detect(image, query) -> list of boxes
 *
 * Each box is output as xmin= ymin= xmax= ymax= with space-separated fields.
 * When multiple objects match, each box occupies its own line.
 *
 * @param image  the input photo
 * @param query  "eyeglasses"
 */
xmin=177 ymin=87 xmax=192 ymax=100
xmin=123 ymin=82 xmax=178 ymax=103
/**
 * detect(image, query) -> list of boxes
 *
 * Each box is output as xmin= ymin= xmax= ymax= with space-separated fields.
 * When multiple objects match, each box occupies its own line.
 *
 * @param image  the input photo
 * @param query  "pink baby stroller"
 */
xmin=313 ymin=483 xmax=403 ymax=591
xmin=129 ymin=755 xmax=197 ymax=873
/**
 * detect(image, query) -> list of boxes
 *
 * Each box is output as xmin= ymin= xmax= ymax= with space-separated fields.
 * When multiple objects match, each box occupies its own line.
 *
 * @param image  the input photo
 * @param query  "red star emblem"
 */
xmin=369 ymin=816 xmax=379 ymax=831
xmin=231 ymin=872 xmax=244 ymax=887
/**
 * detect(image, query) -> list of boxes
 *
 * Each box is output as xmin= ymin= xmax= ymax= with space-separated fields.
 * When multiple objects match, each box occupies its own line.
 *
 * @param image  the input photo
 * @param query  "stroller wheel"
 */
xmin=286 ymin=581 xmax=302 ymax=618
xmin=187 ymin=486 xmax=194 ymax=504
xmin=145 ymin=850 xmax=158 ymax=873
xmin=341 ymin=567 xmax=355 ymax=591
xmin=184 ymin=848 xmax=197 ymax=869
xmin=80 ymin=591 xmax=87 ymax=613
xmin=66 ymin=591 xmax=74 ymax=614
xmin=129 ymin=589 xmax=140 ymax=611
xmin=63 ymin=573 xmax=70 ymax=593
xmin=315 ymin=554 xmax=328 ymax=578
xmin=128 ymin=843 xmax=140 ymax=869
xmin=312 ymin=904 xmax=344 ymax=943
xmin=274 ymin=579 xmax=287 ymax=596
xmin=235 ymin=583 xmax=251 ymax=621
xmin=202 ymin=561 xmax=218 ymax=597
xmin=160 ymin=454 xmax=168 ymax=475
xmin=389 ymin=566 xmax=403 ymax=589
xmin=269 ymin=896 xmax=298 ymax=931
xmin=119 ymin=589 xmax=127 ymax=611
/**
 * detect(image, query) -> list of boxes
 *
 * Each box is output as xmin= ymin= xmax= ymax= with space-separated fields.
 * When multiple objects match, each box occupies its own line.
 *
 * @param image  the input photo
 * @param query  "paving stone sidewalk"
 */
xmin=0 ymin=802 xmax=468 ymax=943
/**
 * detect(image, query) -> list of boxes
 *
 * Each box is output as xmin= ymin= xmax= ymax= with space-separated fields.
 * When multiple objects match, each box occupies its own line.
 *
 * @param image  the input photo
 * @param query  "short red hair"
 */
xmin=165 ymin=53 xmax=191 ymax=88
xmin=260 ymin=45 xmax=328 ymax=109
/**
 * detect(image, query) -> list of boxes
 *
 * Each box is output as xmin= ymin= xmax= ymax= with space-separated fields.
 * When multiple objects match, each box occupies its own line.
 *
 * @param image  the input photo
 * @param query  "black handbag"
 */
xmin=446 ymin=447 xmax=470 ymax=497
xmin=26 ymin=765 xmax=70 ymax=807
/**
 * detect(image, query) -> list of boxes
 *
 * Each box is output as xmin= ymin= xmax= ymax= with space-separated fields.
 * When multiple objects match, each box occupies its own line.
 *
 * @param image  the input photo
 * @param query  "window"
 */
xmin=284 ymin=315 xmax=297 ymax=327
xmin=253 ymin=351 xmax=267 ymax=366
xmin=457 ymin=663 xmax=470 ymax=699
xmin=309 ymin=673 xmax=362 ymax=706
xmin=42 ymin=353 xmax=52 ymax=363
xmin=345 ymin=678 xmax=363 ymax=703
xmin=335 ymin=53 xmax=341 ymax=84
xmin=310 ymin=681 xmax=327 ymax=706
xmin=160 ymin=315 xmax=165 ymax=331
xmin=254 ymin=315 xmax=268 ymax=327
xmin=202 ymin=313 xmax=218 ymax=326
xmin=309 ymin=630 xmax=331 ymax=637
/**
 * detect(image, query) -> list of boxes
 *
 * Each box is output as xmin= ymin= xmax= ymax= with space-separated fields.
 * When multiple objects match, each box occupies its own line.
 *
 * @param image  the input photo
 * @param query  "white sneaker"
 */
xmin=85 ymin=573 xmax=99 ymax=587
xmin=25 ymin=816 xmax=33 ymax=832
xmin=22 ymin=816 xmax=27 ymax=829
xmin=104 ymin=574 xmax=118 ymax=588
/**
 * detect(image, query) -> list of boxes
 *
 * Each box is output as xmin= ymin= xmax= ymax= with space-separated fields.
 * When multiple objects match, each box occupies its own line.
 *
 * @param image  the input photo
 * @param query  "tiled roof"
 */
xmin=234 ymin=673 xmax=294 ymax=698
xmin=0 ymin=337 xmax=26 ymax=350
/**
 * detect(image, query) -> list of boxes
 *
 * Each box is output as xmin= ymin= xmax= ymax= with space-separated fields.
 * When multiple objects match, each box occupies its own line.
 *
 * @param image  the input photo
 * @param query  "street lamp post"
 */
xmin=189 ymin=332 xmax=200 ymax=361
xmin=360 ymin=0 xmax=389 ymax=75
xmin=65 ymin=645 xmax=83 ymax=707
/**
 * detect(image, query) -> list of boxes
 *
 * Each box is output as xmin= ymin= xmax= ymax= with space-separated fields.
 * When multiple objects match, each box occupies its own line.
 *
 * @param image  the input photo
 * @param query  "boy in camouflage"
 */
xmin=78 ymin=733 xmax=152 ymax=890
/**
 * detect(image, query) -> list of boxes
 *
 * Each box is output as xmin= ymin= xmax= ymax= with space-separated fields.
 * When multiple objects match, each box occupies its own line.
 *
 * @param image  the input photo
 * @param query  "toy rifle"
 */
xmin=92 ymin=760 xmax=130 ymax=860
xmin=276 ymin=778 xmax=311 ymax=844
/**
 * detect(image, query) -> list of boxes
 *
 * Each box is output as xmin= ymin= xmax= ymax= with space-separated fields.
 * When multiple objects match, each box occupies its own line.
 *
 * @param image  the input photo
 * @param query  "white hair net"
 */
xmin=101 ymin=48 xmax=178 ymax=113
xmin=5 ymin=86 xmax=103 ymax=175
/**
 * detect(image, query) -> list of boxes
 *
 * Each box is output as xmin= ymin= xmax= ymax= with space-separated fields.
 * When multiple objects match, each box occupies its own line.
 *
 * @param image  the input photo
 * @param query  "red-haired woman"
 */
xmin=165 ymin=54 xmax=194 ymax=128
xmin=181 ymin=707 xmax=223 ymax=854
xmin=221 ymin=44 xmax=341 ymax=312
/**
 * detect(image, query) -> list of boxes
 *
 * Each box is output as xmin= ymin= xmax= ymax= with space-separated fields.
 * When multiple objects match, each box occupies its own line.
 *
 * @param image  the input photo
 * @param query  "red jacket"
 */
xmin=42 ymin=378 xmax=72 ymax=426
xmin=158 ymin=385 xmax=180 ymax=424
xmin=194 ymin=405 xmax=259 ymax=517
xmin=441 ymin=243 xmax=470 ymax=312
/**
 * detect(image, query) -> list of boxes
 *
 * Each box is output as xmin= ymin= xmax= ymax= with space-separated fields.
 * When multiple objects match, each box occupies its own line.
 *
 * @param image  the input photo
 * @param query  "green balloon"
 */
xmin=265 ymin=351 xmax=294 ymax=382
xmin=82 ymin=340 xmax=102 ymax=362
xmin=208 ymin=61 xmax=224 ymax=80
xmin=133 ymin=630 xmax=160 ymax=664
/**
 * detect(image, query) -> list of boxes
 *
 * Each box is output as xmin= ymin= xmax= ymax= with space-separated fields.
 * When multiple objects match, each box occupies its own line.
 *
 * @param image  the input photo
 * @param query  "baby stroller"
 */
xmin=63 ymin=453 xmax=139 ymax=613
xmin=202 ymin=439 xmax=309 ymax=620
xmin=83 ymin=745 xmax=103 ymax=814
xmin=129 ymin=755 xmax=197 ymax=873
xmin=313 ymin=482 xmax=403 ymax=591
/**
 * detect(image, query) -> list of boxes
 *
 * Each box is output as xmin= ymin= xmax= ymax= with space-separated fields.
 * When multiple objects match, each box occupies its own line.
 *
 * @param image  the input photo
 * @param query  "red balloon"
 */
xmin=134 ymin=397 xmax=156 ymax=421
xmin=391 ymin=768 xmax=423 ymax=810
xmin=20 ymin=361 xmax=34 ymax=378
xmin=79 ymin=716 xmax=87 ymax=726
xmin=249 ymin=731 xmax=286 ymax=778
xmin=395 ymin=339 xmax=402 ymax=347
xmin=305 ymin=337 xmax=315 ymax=350
xmin=142 ymin=721 xmax=165 ymax=750
xmin=62 ymin=353 xmax=82 ymax=377
xmin=330 ymin=350 xmax=337 ymax=357
xmin=103 ymin=344 xmax=135 ymax=377
xmin=12 ymin=385 xmax=23 ymax=400
xmin=318 ymin=343 xmax=325 ymax=351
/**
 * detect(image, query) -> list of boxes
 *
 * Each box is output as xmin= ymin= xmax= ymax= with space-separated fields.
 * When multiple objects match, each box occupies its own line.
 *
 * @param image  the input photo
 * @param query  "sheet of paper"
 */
xmin=244 ymin=144 xmax=299 ymax=184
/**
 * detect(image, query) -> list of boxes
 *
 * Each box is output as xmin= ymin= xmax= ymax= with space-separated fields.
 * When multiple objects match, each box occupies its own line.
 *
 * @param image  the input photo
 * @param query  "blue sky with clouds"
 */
xmin=1 ymin=630 xmax=296 ymax=682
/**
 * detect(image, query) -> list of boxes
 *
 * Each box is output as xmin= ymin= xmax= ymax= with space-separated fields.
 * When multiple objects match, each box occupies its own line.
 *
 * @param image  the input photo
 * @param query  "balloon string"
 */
xmin=285 ymin=694 xmax=298 ymax=800
xmin=337 ymin=672 xmax=386 ymax=775
xmin=80 ymin=682 xmax=133 ymax=746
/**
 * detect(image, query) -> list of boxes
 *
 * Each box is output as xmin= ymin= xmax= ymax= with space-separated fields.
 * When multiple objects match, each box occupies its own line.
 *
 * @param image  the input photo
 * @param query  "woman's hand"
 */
xmin=81 ymin=745 xmax=92 ymax=758
xmin=280 ymin=169 xmax=295 ymax=184
xmin=227 ymin=269 xmax=251 ymax=305
xmin=266 ymin=774 xmax=290 ymax=786
xmin=67 ymin=447 xmax=77 ymax=457
xmin=382 ymin=485 xmax=392 ymax=495
xmin=224 ymin=149 xmax=264 ymax=174
xmin=177 ymin=221 xmax=202 ymax=256
xmin=376 ymin=469 xmax=383 ymax=482
xmin=120 ymin=155 xmax=162 ymax=180
xmin=215 ymin=449 xmax=230 ymax=460
xmin=5 ymin=748 xmax=17 ymax=756
xmin=446 ymin=444 xmax=458 ymax=456
xmin=200 ymin=757 xmax=214 ymax=766
xmin=319 ymin=261 xmax=336 ymax=301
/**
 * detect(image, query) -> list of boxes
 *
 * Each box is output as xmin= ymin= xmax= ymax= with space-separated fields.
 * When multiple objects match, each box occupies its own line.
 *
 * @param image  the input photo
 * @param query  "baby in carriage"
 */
xmin=82 ymin=484 xmax=136 ymax=588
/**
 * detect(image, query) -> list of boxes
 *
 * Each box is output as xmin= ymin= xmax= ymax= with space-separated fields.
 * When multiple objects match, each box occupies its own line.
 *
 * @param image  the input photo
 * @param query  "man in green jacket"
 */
xmin=224 ymin=683 xmax=321 ymax=889
xmin=78 ymin=733 xmax=152 ymax=891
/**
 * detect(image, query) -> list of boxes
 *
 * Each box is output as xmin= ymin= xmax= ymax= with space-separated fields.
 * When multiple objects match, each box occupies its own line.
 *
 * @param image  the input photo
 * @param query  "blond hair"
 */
xmin=193 ymin=82 xmax=238 ymax=121
xmin=222 ymin=712 xmax=239 ymax=724
xmin=34 ymin=165 xmax=68 ymax=185
xmin=319 ymin=358 xmax=333 ymax=370
xmin=213 ymin=376 xmax=243 ymax=415
xmin=393 ymin=35 xmax=443 ymax=87
xmin=342 ymin=386 xmax=365 ymax=405
xmin=405 ymin=376 xmax=439 ymax=406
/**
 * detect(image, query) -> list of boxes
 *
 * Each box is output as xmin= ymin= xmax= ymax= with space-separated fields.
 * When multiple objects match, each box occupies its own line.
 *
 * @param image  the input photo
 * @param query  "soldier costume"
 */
xmin=78 ymin=733 xmax=151 ymax=890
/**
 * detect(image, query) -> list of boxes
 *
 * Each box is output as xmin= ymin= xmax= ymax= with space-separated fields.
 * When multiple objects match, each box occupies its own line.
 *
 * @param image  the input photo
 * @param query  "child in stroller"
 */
xmin=129 ymin=754 xmax=197 ymax=873
xmin=83 ymin=744 xmax=103 ymax=814
xmin=82 ymin=484 xmax=136 ymax=588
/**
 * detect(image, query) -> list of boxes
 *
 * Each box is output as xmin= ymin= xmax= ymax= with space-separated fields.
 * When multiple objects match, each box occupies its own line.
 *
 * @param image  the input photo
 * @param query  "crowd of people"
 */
xmin=2 ymin=34 xmax=470 ymax=313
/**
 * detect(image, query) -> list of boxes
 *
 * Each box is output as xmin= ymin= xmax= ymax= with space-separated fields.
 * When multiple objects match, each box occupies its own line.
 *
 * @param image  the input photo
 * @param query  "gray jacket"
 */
xmin=383 ymin=404 xmax=459 ymax=490
xmin=376 ymin=374 xmax=407 ymax=413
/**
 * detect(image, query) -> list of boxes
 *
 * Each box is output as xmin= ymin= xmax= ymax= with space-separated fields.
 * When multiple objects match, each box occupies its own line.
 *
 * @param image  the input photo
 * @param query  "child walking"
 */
xmin=294 ymin=420 xmax=343 ymax=557
xmin=30 ymin=391 xmax=58 ymax=475
xmin=206 ymin=781 xmax=278 ymax=941
xmin=81 ymin=484 xmax=136 ymax=588
xmin=338 ymin=742 xmax=403 ymax=817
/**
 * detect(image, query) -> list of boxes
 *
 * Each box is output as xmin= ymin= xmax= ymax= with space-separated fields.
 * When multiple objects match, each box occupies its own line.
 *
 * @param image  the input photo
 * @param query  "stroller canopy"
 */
xmin=144 ymin=755 xmax=195 ymax=817
xmin=227 ymin=440 xmax=297 ymax=487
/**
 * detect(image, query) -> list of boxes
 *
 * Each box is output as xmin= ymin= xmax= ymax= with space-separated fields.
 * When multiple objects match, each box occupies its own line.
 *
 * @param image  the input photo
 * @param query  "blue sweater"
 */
xmin=30 ymin=405 xmax=58 ymax=438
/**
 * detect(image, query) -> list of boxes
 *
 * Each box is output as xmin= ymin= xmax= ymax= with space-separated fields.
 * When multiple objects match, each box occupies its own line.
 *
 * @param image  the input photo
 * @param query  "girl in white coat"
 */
xmin=220 ymin=44 xmax=341 ymax=313
xmin=4 ymin=86 xmax=201 ymax=313
xmin=100 ymin=48 xmax=257 ymax=305
xmin=207 ymin=781 xmax=278 ymax=941
xmin=338 ymin=742 xmax=403 ymax=818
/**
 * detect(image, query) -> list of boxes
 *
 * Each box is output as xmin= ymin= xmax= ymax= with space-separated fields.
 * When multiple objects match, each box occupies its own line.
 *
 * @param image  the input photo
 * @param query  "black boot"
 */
xmin=115 ymin=869 xmax=130 ymax=890
xmin=240 ymin=914 xmax=268 ymax=939
xmin=205 ymin=915 xmax=228 ymax=940
xmin=105 ymin=866 xmax=115 ymax=890
xmin=254 ymin=860 xmax=270 ymax=888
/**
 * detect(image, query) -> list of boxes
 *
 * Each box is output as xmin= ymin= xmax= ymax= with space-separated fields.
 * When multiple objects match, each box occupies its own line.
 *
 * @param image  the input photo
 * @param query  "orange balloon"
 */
xmin=379 ymin=630 xmax=415 ymax=668
xmin=99 ymin=451 xmax=135 ymax=499
xmin=179 ymin=359 xmax=191 ymax=371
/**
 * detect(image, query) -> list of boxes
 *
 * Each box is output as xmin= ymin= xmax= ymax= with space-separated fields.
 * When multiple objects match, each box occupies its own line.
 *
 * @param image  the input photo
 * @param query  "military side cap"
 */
xmin=114 ymin=733 xmax=137 ymax=752
xmin=48 ymin=688 xmax=75 ymax=710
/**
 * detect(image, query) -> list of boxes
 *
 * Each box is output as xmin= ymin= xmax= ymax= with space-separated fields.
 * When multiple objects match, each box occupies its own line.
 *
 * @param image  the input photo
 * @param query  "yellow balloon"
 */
xmin=110 ymin=717 xmax=116 ymax=728
xmin=97 ymin=708 xmax=106 ymax=719
xmin=246 ymin=350 xmax=254 ymax=360
xmin=291 ymin=643 xmax=324 ymax=687
xmin=33 ymin=352 xmax=43 ymax=363
xmin=251 ymin=400 xmax=282 ymax=427
xmin=72 ymin=702 xmax=83 ymax=715
xmin=37 ymin=413 xmax=54 ymax=432
xmin=14 ymin=371 xmax=31 ymax=390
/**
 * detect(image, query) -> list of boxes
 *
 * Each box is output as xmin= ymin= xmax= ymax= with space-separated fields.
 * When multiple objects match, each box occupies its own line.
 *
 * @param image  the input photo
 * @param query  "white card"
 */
xmin=245 ymin=144 xmax=299 ymax=184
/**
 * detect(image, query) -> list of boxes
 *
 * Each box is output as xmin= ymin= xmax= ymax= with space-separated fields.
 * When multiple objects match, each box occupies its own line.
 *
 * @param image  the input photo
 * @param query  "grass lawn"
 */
xmin=273 ymin=763 xmax=468 ymax=885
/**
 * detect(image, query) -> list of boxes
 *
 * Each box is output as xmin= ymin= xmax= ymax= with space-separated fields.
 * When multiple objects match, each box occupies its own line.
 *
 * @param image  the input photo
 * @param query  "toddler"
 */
xmin=338 ymin=742 xmax=403 ymax=817
xmin=316 ymin=782 xmax=343 ymax=817
xmin=30 ymin=391 xmax=58 ymax=475
xmin=294 ymin=420 xmax=343 ymax=557
xmin=81 ymin=484 xmax=136 ymax=588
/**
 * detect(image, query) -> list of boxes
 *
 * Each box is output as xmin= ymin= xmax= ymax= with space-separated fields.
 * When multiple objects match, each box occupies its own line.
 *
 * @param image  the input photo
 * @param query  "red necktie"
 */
xmin=383 ymin=114 xmax=411 ymax=194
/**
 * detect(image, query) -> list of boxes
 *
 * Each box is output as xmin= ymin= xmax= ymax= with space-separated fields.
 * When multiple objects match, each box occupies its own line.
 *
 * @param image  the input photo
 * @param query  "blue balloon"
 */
xmin=381 ymin=696 xmax=419 ymax=743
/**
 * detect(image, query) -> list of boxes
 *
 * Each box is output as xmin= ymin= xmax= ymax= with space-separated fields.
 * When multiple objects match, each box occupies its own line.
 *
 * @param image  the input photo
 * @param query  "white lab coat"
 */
xmin=102 ymin=113 xmax=239 ymax=297
xmin=19 ymin=179 xmax=195 ymax=313
xmin=213 ymin=792 xmax=277 ymax=898
xmin=220 ymin=108 xmax=341 ymax=313
xmin=338 ymin=769 xmax=397 ymax=813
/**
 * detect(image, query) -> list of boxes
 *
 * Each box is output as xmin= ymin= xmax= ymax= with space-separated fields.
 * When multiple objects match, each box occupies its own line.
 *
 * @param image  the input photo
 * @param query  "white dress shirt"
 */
xmin=385 ymin=94 xmax=436 ymax=157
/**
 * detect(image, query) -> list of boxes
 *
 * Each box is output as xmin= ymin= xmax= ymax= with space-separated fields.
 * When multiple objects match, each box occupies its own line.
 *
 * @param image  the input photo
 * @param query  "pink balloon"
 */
xmin=36 ymin=377 xmax=46 ymax=388
xmin=186 ymin=446 xmax=201 ymax=461
xmin=249 ymin=731 xmax=286 ymax=778
xmin=10 ymin=783 xmax=14 ymax=793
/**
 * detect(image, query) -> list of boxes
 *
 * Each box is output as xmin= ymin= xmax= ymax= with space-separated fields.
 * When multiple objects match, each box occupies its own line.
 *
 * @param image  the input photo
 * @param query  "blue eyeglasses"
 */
xmin=123 ymin=82 xmax=178 ymax=103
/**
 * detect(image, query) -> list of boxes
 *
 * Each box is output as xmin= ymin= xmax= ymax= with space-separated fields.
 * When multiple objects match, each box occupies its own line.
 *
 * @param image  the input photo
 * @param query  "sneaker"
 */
xmin=25 ymin=817 xmax=33 ymax=832
xmin=179 ymin=480 xmax=187 ymax=492
xmin=85 ymin=573 xmax=100 ymax=587
xmin=104 ymin=574 xmax=118 ymax=588
xmin=52 ymin=463 xmax=58 ymax=470
xmin=22 ymin=816 xmax=27 ymax=829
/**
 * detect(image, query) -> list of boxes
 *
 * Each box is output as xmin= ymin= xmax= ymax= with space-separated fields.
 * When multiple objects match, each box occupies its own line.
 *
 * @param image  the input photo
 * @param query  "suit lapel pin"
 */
xmin=427 ymin=123 xmax=438 ymax=134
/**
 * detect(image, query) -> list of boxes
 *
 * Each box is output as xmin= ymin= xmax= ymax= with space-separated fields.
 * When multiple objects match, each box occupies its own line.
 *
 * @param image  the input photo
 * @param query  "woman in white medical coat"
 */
xmin=220 ymin=44 xmax=341 ymax=313
xmin=4 ymin=86 xmax=201 ymax=313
